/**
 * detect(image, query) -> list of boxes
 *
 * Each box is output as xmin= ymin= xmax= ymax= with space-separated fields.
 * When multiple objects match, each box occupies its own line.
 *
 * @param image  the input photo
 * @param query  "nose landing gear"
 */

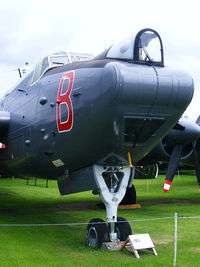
xmin=86 ymin=163 xmax=134 ymax=248
xmin=86 ymin=218 xmax=109 ymax=248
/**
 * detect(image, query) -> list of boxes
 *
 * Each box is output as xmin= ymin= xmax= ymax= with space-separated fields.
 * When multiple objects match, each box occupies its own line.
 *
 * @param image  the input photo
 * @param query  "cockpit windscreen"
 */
xmin=105 ymin=28 xmax=163 ymax=66
xmin=138 ymin=31 xmax=162 ymax=63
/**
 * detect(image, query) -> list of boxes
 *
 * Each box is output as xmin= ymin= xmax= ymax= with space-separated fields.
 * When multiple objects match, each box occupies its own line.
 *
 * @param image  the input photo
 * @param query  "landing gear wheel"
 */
xmin=86 ymin=218 xmax=109 ymax=248
xmin=120 ymin=185 xmax=136 ymax=205
xmin=115 ymin=217 xmax=132 ymax=241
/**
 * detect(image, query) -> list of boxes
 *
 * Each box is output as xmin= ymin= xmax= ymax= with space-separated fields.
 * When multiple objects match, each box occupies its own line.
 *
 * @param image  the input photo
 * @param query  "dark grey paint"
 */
xmin=0 ymin=29 xmax=194 ymax=195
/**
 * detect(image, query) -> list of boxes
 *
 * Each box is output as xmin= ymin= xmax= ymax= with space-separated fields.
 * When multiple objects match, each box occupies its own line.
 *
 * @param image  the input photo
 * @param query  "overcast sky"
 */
xmin=0 ymin=0 xmax=200 ymax=119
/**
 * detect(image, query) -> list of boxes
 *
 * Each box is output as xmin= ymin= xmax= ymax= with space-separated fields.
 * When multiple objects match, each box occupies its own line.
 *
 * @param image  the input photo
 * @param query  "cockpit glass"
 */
xmin=138 ymin=31 xmax=161 ymax=63
xmin=105 ymin=29 xmax=163 ymax=66
xmin=30 ymin=51 xmax=94 ymax=85
xmin=106 ymin=36 xmax=133 ymax=60
xmin=31 ymin=57 xmax=49 ymax=85
xmin=31 ymin=53 xmax=70 ymax=84
xmin=49 ymin=55 xmax=70 ymax=66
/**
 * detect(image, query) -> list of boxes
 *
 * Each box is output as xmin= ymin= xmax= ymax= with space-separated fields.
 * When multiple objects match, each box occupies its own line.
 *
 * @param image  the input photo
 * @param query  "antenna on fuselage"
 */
xmin=17 ymin=68 xmax=22 ymax=78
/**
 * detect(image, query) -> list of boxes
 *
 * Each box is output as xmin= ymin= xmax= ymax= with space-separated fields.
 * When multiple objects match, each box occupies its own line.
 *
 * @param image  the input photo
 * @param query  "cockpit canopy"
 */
xmin=31 ymin=51 xmax=93 ymax=84
xmin=105 ymin=28 xmax=164 ymax=66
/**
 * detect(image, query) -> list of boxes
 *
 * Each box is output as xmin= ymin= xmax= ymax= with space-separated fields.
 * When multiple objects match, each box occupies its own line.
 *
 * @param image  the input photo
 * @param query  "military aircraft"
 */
xmin=0 ymin=28 xmax=194 ymax=248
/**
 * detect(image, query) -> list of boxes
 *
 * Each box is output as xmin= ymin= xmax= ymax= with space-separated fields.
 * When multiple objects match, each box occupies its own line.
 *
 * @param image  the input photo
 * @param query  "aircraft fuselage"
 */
xmin=0 ymin=59 xmax=193 ymax=186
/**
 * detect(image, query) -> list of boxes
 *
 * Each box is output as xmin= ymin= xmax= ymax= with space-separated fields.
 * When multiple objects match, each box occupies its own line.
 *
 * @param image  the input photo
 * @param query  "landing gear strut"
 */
xmin=86 ymin=164 xmax=134 ymax=248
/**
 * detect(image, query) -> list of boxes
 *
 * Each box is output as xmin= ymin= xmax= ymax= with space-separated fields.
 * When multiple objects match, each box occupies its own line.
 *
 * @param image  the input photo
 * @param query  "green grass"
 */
xmin=0 ymin=173 xmax=199 ymax=267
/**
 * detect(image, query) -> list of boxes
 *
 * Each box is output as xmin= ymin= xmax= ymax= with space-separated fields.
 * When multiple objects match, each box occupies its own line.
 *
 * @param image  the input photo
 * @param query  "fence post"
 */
xmin=173 ymin=212 xmax=178 ymax=267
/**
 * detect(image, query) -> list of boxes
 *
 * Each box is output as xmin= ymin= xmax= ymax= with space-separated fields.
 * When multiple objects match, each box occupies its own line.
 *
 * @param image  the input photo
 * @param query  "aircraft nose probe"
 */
xmin=163 ymin=120 xmax=200 ymax=192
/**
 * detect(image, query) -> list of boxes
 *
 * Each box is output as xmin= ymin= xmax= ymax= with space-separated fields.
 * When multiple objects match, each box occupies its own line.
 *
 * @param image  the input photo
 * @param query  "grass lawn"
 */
xmin=0 ymin=172 xmax=199 ymax=267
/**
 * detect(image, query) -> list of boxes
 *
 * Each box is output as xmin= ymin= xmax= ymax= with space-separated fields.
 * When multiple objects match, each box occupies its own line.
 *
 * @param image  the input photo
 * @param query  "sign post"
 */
xmin=121 ymin=234 xmax=157 ymax=258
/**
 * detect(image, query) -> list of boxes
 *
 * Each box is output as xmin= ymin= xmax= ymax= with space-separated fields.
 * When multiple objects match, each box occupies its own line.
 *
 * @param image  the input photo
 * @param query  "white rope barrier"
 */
xmin=0 ymin=214 xmax=199 ymax=265
xmin=0 ymin=215 xmax=199 ymax=227
xmin=0 ymin=68 xmax=19 ymax=73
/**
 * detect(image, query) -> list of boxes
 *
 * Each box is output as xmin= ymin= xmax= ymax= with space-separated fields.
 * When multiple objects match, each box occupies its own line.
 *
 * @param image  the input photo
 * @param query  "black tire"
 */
xmin=86 ymin=218 xmax=109 ymax=248
xmin=115 ymin=217 xmax=132 ymax=241
xmin=120 ymin=185 xmax=136 ymax=205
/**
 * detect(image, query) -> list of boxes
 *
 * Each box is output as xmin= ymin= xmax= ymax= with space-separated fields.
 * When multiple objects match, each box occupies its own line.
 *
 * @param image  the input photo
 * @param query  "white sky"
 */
xmin=0 ymin=0 xmax=200 ymax=120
